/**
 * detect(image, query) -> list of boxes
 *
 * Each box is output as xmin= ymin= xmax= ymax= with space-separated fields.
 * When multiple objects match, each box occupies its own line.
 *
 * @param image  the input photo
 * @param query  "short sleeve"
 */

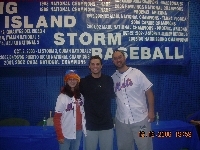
xmin=55 ymin=94 xmax=66 ymax=113
xmin=137 ymin=70 xmax=153 ymax=91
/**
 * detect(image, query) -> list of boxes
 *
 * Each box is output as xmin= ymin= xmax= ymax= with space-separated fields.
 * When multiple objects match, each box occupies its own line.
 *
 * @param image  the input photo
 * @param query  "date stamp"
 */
xmin=139 ymin=131 xmax=192 ymax=138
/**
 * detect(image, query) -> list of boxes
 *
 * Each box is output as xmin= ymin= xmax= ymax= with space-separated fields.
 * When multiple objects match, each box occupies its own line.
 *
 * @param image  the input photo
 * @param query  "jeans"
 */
xmin=59 ymin=130 xmax=82 ymax=150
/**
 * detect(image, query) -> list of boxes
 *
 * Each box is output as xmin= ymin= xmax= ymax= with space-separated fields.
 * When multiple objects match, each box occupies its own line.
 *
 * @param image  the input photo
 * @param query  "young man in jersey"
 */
xmin=79 ymin=56 xmax=115 ymax=150
xmin=112 ymin=50 xmax=155 ymax=150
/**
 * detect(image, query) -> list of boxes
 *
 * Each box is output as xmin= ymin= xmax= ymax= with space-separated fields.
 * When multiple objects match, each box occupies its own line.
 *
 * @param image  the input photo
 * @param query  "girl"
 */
xmin=53 ymin=70 xmax=86 ymax=150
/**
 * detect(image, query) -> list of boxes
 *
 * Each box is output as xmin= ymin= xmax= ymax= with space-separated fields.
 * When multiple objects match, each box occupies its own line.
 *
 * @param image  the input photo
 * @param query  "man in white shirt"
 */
xmin=112 ymin=50 xmax=155 ymax=150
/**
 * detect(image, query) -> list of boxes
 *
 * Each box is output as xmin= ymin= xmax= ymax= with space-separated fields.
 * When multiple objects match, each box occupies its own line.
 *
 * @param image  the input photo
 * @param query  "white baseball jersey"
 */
xmin=55 ymin=93 xmax=86 ymax=139
xmin=112 ymin=67 xmax=153 ymax=124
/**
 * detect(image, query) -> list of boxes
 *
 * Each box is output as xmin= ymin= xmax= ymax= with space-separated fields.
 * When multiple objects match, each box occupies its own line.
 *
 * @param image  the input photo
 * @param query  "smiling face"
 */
xmin=66 ymin=78 xmax=78 ymax=89
xmin=112 ymin=51 xmax=126 ymax=69
xmin=89 ymin=58 xmax=102 ymax=77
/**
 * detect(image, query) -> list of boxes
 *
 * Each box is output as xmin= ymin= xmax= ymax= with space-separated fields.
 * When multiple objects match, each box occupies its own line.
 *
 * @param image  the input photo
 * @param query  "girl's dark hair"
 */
xmin=60 ymin=83 xmax=81 ymax=99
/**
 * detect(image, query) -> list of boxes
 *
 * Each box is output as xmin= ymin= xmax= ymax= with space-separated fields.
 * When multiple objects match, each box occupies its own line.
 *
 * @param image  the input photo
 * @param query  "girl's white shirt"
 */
xmin=55 ymin=93 xmax=86 ymax=139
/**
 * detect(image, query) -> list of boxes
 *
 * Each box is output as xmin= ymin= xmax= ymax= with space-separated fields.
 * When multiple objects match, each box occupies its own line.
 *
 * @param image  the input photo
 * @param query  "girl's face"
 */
xmin=67 ymin=78 xmax=78 ymax=88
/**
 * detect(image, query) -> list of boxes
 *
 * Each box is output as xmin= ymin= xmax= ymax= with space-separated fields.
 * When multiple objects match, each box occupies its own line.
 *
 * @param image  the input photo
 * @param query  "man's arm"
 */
xmin=190 ymin=120 xmax=200 ymax=125
xmin=109 ymin=77 xmax=116 ymax=99
xmin=145 ymin=88 xmax=155 ymax=122
xmin=79 ymin=78 xmax=84 ymax=94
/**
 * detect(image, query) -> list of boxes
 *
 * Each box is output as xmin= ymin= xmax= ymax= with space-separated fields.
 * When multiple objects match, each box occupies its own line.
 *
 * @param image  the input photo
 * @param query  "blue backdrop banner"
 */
xmin=0 ymin=0 xmax=189 ymax=66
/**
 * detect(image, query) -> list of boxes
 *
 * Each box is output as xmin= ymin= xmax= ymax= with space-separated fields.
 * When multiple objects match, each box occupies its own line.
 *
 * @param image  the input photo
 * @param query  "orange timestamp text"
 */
xmin=139 ymin=131 xmax=192 ymax=138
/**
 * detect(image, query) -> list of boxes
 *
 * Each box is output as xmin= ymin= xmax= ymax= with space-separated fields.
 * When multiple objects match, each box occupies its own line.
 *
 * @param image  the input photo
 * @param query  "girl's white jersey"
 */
xmin=55 ymin=93 xmax=86 ymax=139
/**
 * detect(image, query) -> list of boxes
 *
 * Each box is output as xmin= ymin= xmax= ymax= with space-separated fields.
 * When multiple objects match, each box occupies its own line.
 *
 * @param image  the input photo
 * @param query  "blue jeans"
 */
xmin=59 ymin=130 xmax=82 ymax=150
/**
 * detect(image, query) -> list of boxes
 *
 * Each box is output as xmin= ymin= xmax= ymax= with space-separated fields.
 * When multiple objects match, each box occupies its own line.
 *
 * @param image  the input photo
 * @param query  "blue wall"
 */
xmin=0 ymin=0 xmax=200 ymax=125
